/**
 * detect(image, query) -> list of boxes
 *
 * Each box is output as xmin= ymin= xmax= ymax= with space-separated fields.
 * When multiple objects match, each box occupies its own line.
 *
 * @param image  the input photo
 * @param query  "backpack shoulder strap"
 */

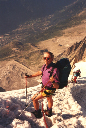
xmin=42 ymin=64 xmax=46 ymax=76
xmin=42 ymin=64 xmax=46 ymax=71
xmin=48 ymin=63 xmax=56 ymax=77
xmin=48 ymin=67 xmax=54 ymax=77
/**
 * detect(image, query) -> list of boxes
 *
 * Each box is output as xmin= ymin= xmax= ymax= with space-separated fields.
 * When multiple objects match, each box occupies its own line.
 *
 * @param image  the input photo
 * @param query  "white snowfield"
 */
xmin=0 ymin=61 xmax=86 ymax=128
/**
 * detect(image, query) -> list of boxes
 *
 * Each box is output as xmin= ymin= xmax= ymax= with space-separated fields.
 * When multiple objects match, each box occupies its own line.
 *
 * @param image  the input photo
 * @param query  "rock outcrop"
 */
xmin=56 ymin=36 xmax=86 ymax=65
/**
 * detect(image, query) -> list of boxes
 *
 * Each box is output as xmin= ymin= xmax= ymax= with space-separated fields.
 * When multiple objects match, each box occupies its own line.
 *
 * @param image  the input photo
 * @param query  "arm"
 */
xmin=25 ymin=70 xmax=42 ymax=78
xmin=50 ymin=75 xmax=59 ymax=89
xmin=53 ymin=82 xmax=59 ymax=89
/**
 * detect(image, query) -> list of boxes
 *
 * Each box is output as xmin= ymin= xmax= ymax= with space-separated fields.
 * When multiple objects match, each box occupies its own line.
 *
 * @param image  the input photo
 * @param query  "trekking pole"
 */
xmin=25 ymin=73 xmax=30 ymax=107
xmin=25 ymin=77 xmax=28 ymax=107
xmin=18 ymin=90 xmax=42 ymax=117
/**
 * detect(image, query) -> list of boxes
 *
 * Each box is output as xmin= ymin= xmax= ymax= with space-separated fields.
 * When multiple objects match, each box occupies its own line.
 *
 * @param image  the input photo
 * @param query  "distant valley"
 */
xmin=0 ymin=0 xmax=76 ymax=35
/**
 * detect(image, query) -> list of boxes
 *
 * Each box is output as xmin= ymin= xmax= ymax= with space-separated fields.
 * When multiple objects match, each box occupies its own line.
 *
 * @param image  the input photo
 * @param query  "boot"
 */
xmin=44 ymin=107 xmax=52 ymax=117
xmin=31 ymin=109 xmax=42 ymax=118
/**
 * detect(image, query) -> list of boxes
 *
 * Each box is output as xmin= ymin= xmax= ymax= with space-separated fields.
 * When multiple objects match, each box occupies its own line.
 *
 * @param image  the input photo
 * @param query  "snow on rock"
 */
xmin=12 ymin=119 xmax=31 ymax=128
xmin=0 ymin=61 xmax=86 ymax=128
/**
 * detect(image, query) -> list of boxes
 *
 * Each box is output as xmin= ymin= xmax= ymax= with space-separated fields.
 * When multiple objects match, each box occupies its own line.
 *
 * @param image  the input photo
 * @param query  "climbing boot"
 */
xmin=31 ymin=109 xmax=42 ymax=118
xmin=44 ymin=107 xmax=52 ymax=117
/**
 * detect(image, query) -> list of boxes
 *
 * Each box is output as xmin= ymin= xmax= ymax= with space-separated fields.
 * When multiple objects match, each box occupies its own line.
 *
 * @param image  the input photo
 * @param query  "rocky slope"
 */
xmin=56 ymin=36 xmax=86 ymax=63
xmin=0 ymin=60 xmax=40 ymax=91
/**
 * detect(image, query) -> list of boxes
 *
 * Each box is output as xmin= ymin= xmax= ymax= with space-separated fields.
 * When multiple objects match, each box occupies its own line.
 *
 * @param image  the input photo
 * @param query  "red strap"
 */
xmin=42 ymin=100 xmax=48 ymax=128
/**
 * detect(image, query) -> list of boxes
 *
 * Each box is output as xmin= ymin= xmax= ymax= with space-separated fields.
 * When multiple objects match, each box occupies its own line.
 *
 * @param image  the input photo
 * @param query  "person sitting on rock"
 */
xmin=76 ymin=69 xmax=81 ymax=77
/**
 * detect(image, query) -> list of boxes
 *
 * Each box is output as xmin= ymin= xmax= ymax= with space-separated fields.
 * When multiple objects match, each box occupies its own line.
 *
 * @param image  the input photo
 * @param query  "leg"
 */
xmin=47 ymin=95 xmax=53 ymax=108
xmin=32 ymin=92 xmax=44 ymax=110
xmin=31 ymin=92 xmax=44 ymax=118
xmin=44 ymin=95 xmax=53 ymax=117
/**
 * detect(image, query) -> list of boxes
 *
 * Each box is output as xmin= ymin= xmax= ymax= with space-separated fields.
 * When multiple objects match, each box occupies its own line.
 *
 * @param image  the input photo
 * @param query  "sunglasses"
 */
xmin=43 ymin=57 xmax=51 ymax=60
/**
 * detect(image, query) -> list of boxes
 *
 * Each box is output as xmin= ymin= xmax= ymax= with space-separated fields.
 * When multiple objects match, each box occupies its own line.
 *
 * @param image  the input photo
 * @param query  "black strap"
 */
xmin=41 ymin=82 xmax=56 ymax=90
xmin=42 ymin=64 xmax=46 ymax=76
xmin=44 ymin=90 xmax=56 ymax=96
xmin=48 ymin=67 xmax=54 ymax=78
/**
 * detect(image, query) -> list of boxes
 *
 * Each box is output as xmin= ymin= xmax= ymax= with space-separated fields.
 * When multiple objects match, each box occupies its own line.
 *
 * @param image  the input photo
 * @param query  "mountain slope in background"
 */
xmin=0 ymin=60 xmax=40 ymax=91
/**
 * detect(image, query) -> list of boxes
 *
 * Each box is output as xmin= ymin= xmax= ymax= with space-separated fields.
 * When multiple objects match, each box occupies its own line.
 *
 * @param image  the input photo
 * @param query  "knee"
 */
xmin=32 ymin=97 xmax=38 ymax=103
xmin=32 ymin=96 xmax=34 ymax=101
xmin=47 ymin=97 xmax=53 ymax=102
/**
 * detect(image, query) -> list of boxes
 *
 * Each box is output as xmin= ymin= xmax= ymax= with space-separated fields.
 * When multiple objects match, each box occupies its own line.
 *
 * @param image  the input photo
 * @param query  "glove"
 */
xmin=25 ymin=73 xmax=30 ymax=78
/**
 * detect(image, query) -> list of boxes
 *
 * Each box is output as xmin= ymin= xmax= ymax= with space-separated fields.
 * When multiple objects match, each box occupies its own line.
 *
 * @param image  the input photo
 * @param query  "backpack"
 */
xmin=50 ymin=58 xmax=71 ymax=89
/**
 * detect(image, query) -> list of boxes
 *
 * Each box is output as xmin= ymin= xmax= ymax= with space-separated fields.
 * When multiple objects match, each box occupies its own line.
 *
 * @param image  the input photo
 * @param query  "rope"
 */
xmin=42 ymin=98 xmax=48 ymax=128
xmin=41 ymin=82 xmax=50 ymax=128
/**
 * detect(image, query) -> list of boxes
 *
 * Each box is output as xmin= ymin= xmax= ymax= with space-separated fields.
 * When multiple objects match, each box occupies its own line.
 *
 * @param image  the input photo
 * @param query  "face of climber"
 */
xmin=43 ymin=52 xmax=53 ymax=66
